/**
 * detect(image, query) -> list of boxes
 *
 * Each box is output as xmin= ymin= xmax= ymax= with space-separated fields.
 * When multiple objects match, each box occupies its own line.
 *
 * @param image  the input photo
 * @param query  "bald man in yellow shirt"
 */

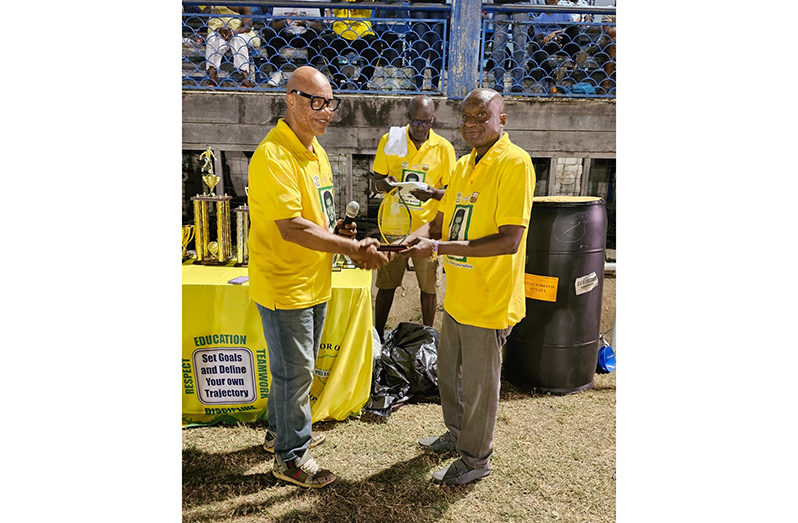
xmin=402 ymin=88 xmax=535 ymax=486
xmin=248 ymin=66 xmax=389 ymax=488
xmin=371 ymin=95 xmax=456 ymax=342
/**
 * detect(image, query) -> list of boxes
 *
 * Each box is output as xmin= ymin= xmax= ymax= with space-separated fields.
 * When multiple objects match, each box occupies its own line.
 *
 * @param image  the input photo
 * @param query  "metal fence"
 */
xmin=481 ymin=5 xmax=615 ymax=97
xmin=182 ymin=2 xmax=615 ymax=98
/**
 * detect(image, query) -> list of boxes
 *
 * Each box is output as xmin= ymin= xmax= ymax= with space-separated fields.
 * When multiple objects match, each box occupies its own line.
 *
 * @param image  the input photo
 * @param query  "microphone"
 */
xmin=342 ymin=201 xmax=359 ymax=226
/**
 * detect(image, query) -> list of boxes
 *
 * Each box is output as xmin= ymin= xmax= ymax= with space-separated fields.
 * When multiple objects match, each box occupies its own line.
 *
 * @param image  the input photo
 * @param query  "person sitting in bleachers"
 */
xmin=489 ymin=0 xmax=535 ymax=94
xmin=316 ymin=0 xmax=385 ymax=90
xmin=203 ymin=5 xmax=255 ymax=88
xmin=408 ymin=0 xmax=448 ymax=92
xmin=599 ymin=9 xmax=615 ymax=94
xmin=259 ymin=1 xmax=329 ymax=88
xmin=529 ymin=0 xmax=581 ymax=92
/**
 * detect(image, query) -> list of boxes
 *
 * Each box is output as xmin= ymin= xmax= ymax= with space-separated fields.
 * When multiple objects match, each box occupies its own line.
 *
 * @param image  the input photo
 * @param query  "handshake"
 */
xmin=332 ymin=205 xmax=389 ymax=270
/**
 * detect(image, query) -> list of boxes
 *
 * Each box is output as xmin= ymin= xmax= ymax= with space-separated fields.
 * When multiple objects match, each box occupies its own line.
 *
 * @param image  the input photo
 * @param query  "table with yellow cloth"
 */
xmin=182 ymin=263 xmax=374 ymax=427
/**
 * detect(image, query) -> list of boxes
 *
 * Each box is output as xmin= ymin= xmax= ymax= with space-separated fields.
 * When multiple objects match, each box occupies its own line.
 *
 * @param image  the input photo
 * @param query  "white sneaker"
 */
xmin=266 ymin=71 xmax=284 ymax=88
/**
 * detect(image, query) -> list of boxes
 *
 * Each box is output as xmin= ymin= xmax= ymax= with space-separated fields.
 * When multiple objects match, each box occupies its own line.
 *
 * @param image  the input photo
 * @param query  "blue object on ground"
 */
xmin=596 ymin=344 xmax=615 ymax=373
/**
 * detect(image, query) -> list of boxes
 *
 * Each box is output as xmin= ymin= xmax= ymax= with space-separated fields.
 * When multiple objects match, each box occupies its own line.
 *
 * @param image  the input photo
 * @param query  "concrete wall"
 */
xmin=182 ymin=91 xmax=615 ymax=218
xmin=182 ymin=91 xmax=616 ymax=158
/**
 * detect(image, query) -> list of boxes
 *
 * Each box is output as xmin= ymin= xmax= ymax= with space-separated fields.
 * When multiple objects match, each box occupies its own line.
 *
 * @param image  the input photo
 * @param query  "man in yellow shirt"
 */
xmin=402 ymin=88 xmax=535 ymax=486
xmin=248 ymin=66 xmax=389 ymax=488
xmin=370 ymin=95 xmax=456 ymax=341
xmin=316 ymin=0 xmax=385 ymax=90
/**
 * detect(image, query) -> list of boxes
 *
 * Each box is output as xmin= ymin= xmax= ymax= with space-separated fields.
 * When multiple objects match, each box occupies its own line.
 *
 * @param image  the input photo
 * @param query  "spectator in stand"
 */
xmin=373 ymin=2 xmax=408 ymax=75
xmin=260 ymin=1 xmax=329 ymax=88
xmin=558 ymin=0 xmax=590 ymax=22
xmin=203 ymin=5 xmax=255 ymax=88
xmin=317 ymin=0 xmax=385 ymax=90
xmin=490 ymin=0 xmax=534 ymax=93
xmin=408 ymin=0 xmax=448 ymax=92
xmin=530 ymin=0 xmax=580 ymax=92
xmin=599 ymin=7 xmax=615 ymax=94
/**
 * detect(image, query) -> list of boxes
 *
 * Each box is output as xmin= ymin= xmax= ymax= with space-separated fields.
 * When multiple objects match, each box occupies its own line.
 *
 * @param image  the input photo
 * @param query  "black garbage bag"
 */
xmin=365 ymin=322 xmax=440 ymax=418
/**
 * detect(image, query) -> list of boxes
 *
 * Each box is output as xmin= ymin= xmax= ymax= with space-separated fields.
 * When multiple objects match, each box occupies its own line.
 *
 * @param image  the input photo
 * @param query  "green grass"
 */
xmin=183 ymin=373 xmax=615 ymax=523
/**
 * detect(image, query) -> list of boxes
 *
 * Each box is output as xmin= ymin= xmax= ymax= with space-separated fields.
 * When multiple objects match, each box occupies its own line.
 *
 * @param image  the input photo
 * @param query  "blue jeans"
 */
xmin=256 ymin=301 xmax=327 ymax=463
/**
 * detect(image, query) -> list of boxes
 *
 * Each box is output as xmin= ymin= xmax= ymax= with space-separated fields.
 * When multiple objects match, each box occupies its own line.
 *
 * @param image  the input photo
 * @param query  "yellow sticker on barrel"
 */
xmin=525 ymin=273 xmax=559 ymax=302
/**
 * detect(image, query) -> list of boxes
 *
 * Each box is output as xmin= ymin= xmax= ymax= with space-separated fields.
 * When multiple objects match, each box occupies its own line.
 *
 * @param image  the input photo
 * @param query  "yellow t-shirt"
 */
xmin=204 ymin=5 xmax=244 ymax=32
xmin=373 ymin=127 xmax=455 ymax=237
xmin=248 ymin=119 xmax=337 ymax=310
xmin=440 ymin=133 xmax=536 ymax=329
xmin=332 ymin=0 xmax=374 ymax=40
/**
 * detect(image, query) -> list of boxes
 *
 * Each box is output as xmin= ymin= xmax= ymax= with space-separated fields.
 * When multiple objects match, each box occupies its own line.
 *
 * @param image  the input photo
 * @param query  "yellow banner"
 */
xmin=182 ymin=265 xmax=373 ymax=427
xmin=524 ymin=273 xmax=559 ymax=302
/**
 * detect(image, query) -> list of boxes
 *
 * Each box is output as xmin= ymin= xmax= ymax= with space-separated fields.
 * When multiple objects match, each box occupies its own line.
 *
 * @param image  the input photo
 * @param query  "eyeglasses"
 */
xmin=291 ymin=90 xmax=340 ymax=111
xmin=409 ymin=117 xmax=434 ymax=127
xmin=461 ymin=113 xmax=490 ymax=125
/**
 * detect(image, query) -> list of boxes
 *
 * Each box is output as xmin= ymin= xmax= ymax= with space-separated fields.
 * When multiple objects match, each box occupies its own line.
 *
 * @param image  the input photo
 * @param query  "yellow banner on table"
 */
xmin=182 ymin=265 xmax=374 ymax=427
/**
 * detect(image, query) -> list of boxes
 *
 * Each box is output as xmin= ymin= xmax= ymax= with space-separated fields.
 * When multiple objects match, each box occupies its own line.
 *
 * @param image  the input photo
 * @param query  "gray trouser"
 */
xmin=438 ymin=310 xmax=512 ymax=469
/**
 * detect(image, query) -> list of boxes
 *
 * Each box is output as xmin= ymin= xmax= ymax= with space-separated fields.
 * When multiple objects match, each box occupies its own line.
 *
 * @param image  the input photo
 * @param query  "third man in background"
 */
xmin=371 ymin=95 xmax=456 ymax=341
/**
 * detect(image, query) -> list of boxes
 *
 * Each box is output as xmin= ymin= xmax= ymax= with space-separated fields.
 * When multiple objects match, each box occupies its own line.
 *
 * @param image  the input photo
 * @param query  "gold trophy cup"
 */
xmin=202 ymin=174 xmax=220 ymax=197
xmin=191 ymin=146 xmax=233 ymax=265
xmin=200 ymin=147 xmax=220 ymax=197
xmin=182 ymin=224 xmax=195 ymax=260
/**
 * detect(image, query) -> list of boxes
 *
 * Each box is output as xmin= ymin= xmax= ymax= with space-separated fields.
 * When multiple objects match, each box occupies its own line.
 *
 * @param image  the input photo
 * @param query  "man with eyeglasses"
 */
xmin=370 ymin=95 xmax=456 ymax=342
xmin=248 ymin=66 xmax=389 ymax=489
xmin=401 ymin=88 xmax=535 ymax=486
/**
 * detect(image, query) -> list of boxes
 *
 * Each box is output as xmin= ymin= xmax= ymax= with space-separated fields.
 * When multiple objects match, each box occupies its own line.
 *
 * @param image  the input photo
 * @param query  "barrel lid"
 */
xmin=533 ymin=196 xmax=603 ymax=205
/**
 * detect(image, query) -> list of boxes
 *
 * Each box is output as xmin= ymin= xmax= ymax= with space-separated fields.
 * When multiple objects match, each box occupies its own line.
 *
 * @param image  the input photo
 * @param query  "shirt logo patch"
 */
xmin=446 ymin=204 xmax=473 ymax=264
xmin=313 ymin=175 xmax=321 ymax=187
xmin=318 ymin=186 xmax=336 ymax=232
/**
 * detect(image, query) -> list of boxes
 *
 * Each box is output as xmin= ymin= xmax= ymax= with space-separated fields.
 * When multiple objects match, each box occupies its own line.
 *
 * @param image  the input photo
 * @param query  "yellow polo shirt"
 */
xmin=332 ymin=0 xmax=374 ymax=39
xmin=248 ymin=119 xmax=336 ymax=310
xmin=373 ymin=127 xmax=456 ymax=236
xmin=440 ymin=133 xmax=535 ymax=329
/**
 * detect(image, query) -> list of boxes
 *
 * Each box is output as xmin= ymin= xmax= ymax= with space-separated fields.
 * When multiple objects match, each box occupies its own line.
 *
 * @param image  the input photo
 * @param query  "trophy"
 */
xmin=182 ymin=224 xmax=195 ymax=260
xmin=200 ymin=147 xmax=220 ymax=197
xmin=234 ymin=186 xmax=250 ymax=267
xmin=202 ymin=173 xmax=220 ymax=197
xmin=377 ymin=184 xmax=418 ymax=252
xmin=191 ymin=146 xmax=233 ymax=265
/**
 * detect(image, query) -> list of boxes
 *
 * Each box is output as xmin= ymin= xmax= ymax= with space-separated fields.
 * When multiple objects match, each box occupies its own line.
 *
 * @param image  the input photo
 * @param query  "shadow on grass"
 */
xmin=183 ymin=446 xmax=475 ymax=523
xmin=274 ymin=453 xmax=475 ymax=523
xmin=183 ymin=444 xmax=282 ymax=507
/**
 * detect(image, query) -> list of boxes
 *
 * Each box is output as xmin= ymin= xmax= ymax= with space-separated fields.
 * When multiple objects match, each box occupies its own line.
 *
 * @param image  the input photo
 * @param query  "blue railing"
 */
xmin=182 ymin=2 xmax=615 ymax=98
xmin=481 ymin=4 xmax=615 ymax=97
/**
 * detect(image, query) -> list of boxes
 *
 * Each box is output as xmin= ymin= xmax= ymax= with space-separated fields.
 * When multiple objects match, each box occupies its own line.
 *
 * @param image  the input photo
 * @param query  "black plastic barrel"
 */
xmin=503 ymin=197 xmax=607 ymax=394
